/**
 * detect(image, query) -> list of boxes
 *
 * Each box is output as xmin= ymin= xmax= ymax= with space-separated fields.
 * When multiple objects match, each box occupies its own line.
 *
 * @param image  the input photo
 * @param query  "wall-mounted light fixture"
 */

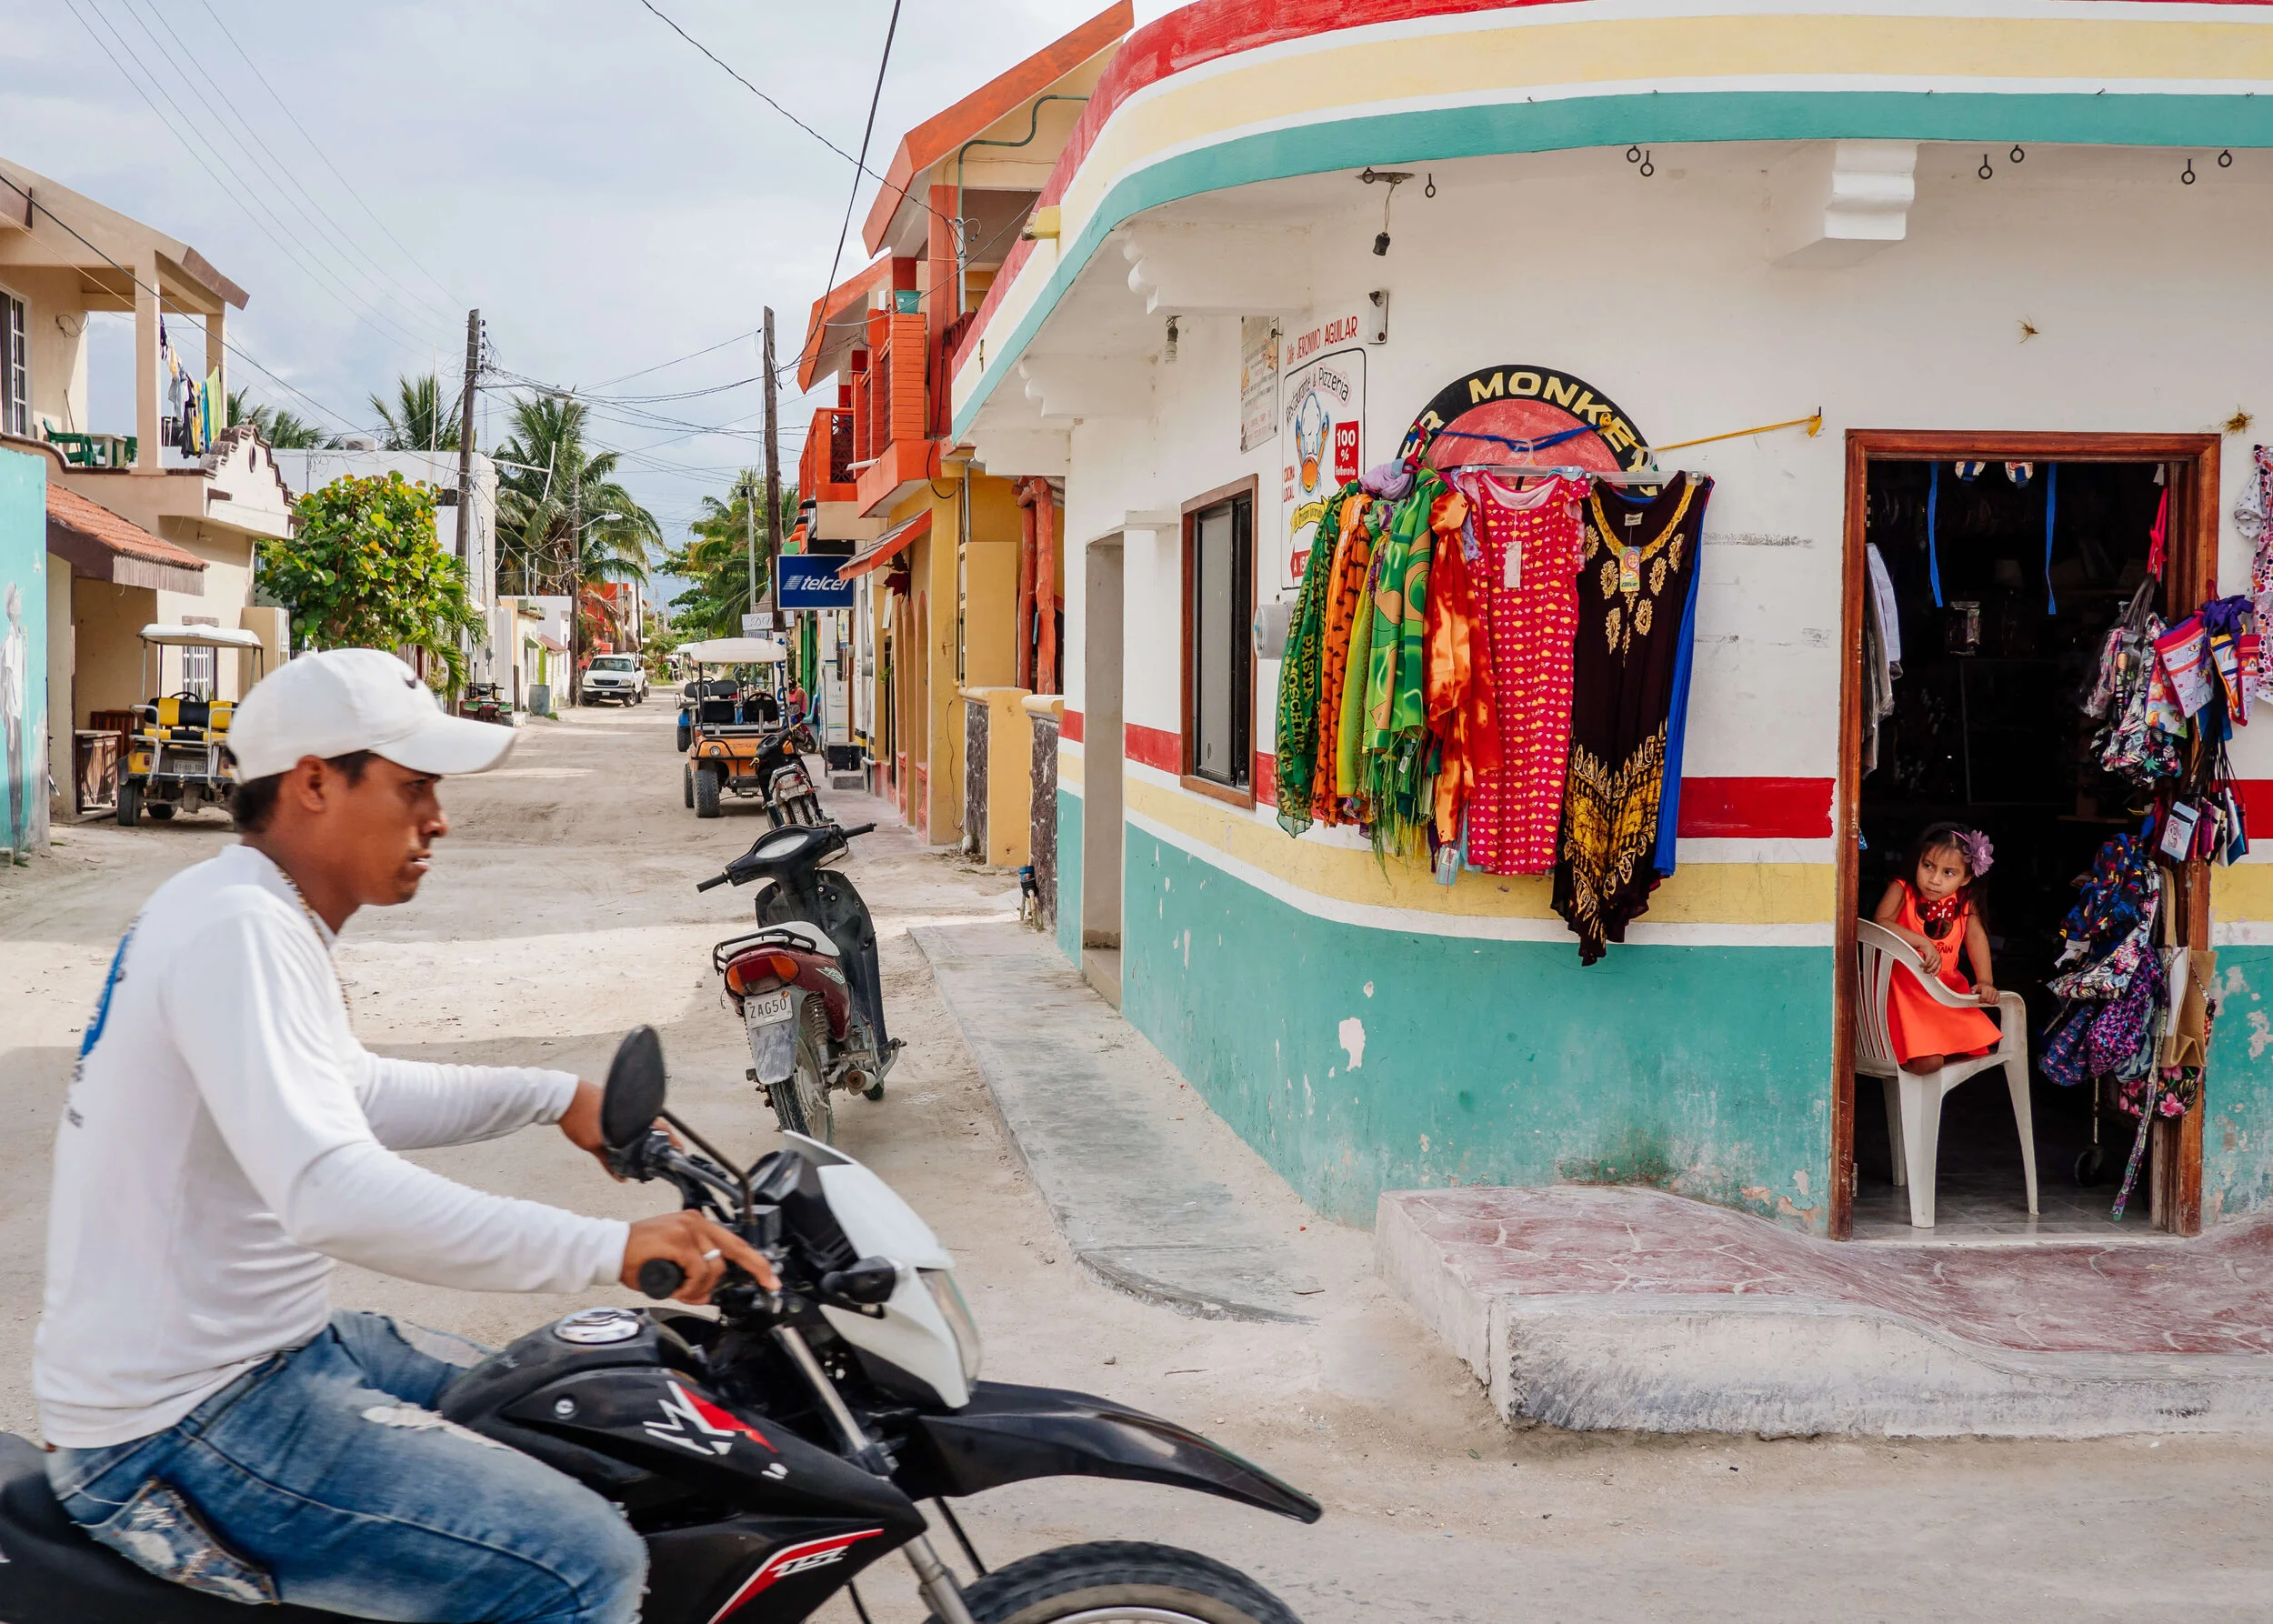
xmin=1359 ymin=166 xmax=1413 ymax=256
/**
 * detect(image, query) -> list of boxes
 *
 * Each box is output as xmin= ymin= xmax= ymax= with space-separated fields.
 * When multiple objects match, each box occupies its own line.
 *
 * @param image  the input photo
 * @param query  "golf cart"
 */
xmin=676 ymin=636 xmax=818 ymax=821
xmin=118 ymin=623 xmax=265 ymax=826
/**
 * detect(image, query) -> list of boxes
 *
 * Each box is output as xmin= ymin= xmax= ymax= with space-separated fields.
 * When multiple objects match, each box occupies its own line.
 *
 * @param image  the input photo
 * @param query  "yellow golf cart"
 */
xmin=118 ymin=623 xmax=266 ymax=826
xmin=676 ymin=636 xmax=818 ymax=822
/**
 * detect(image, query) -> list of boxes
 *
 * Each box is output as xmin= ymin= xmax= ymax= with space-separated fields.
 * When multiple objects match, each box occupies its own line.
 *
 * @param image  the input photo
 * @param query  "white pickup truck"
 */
xmin=581 ymin=653 xmax=648 ymax=706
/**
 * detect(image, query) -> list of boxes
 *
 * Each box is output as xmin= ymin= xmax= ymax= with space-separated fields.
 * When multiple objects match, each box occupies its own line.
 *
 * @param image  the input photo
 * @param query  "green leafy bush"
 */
xmin=259 ymin=472 xmax=484 ymax=687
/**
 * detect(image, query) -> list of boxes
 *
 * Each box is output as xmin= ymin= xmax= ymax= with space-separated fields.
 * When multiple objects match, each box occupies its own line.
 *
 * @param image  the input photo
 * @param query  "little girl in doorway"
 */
xmin=1872 ymin=823 xmax=2002 ymax=1073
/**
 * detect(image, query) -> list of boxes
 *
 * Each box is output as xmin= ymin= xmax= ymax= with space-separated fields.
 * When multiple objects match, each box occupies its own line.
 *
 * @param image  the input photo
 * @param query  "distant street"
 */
xmin=3 ymin=700 xmax=2268 ymax=1623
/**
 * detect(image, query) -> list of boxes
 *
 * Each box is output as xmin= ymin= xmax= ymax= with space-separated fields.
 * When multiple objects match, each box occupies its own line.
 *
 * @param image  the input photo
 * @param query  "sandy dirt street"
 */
xmin=4 ymin=697 xmax=2269 ymax=1623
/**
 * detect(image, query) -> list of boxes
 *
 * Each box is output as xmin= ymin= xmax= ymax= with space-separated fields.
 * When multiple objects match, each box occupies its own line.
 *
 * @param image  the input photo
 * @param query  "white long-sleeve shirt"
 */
xmin=35 ymin=843 xmax=629 ymax=1449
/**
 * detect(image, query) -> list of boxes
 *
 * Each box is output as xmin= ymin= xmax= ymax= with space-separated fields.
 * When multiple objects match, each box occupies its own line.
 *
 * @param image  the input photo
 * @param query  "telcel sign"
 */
xmin=778 ymin=556 xmax=854 ymax=611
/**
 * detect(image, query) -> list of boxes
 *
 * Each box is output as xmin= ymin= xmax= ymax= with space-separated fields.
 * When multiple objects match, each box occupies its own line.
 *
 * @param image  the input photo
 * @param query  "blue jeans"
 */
xmin=48 ymin=1311 xmax=646 ymax=1623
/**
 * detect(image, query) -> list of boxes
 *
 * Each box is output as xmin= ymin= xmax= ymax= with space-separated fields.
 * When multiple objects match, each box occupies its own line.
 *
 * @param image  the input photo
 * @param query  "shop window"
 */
xmin=1182 ymin=480 xmax=1255 ymax=795
xmin=1 ymin=291 xmax=25 ymax=437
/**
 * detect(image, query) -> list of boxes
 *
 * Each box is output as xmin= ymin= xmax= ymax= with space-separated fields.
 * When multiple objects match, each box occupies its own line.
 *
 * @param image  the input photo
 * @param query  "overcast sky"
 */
xmin=2 ymin=0 xmax=1170 ymax=546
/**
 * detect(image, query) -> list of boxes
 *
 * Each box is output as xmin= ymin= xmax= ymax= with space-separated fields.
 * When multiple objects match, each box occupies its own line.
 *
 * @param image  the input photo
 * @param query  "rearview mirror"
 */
xmin=600 ymin=1026 xmax=667 ymax=1150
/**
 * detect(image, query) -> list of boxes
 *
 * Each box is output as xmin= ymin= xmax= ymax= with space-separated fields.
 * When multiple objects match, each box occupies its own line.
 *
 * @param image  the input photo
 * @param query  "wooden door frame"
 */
xmin=1834 ymin=430 xmax=2219 ymax=1239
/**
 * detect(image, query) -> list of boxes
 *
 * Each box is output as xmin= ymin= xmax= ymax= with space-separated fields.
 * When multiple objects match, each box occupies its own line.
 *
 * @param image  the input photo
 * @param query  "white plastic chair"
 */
xmin=1853 ymin=919 xmax=2038 ymax=1228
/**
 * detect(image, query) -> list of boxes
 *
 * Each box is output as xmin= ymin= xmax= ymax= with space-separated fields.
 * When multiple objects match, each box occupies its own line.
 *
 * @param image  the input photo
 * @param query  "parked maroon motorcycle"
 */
xmin=699 ymin=821 xmax=897 ymax=1143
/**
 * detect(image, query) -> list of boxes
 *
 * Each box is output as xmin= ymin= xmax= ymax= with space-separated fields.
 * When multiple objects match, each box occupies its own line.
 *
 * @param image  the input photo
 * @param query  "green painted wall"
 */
xmin=1056 ymin=785 xmax=1084 ymax=966
xmin=1117 ymin=829 xmax=1837 ymax=1232
xmin=2207 ymin=946 xmax=2273 ymax=1223
xmin=0 ymin=450 xmax=48 ymax=859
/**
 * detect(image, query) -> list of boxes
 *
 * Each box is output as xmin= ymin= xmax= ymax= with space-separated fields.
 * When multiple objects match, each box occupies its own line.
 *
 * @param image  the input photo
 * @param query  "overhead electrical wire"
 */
xmin=191 ymin=0 xmax=463 ymax=311
xmin=132 ymin=0 xmax=461 ymax=335
xmin=0 ymin=171 xmax=361 ymax=432
xmin=633 ymin=0 xmax=953 ymax=235
xmin=804 ymin=0 xmax=902 ymax=381
xmin=588 ymin=329 xmax=760 ymax=391
xmin=57 ymin=0 xmax=448 ymax=362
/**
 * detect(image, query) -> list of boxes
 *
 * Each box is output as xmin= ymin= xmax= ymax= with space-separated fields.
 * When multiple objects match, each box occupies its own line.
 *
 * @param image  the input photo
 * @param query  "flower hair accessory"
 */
xmin=1955 ymin=828 xmax=1994 ymax=877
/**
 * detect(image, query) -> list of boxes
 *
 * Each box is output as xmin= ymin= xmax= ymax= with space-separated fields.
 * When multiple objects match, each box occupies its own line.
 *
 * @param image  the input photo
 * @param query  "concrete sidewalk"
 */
xmin=913 ymin=917 xmax=1322 ymax=1321
xmin=1382 ymin=1184 xmax=2273 ymax=1438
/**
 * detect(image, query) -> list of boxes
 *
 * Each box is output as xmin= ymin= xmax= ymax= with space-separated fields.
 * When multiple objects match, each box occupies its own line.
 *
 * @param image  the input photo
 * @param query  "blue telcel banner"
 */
xmin=779 ymin=555 xmax=854 ymax=610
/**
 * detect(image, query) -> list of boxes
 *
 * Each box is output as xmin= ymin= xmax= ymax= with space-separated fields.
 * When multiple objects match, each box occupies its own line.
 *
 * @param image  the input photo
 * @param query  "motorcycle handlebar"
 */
xmin=842 ymin=822 xmax=876 ymax=838
xmin=695 ymin=874 xmax=729 ymax=892
xmin=636 ymin=1258 xmax=686 ymax=1300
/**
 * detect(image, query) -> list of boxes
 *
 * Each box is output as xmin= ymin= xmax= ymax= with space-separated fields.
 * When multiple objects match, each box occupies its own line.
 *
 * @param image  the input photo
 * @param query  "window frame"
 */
xmin=0 ymin=287 xmax=27 ymax=439
xmin=1178 ymin=475 xmax=1258 ymax=808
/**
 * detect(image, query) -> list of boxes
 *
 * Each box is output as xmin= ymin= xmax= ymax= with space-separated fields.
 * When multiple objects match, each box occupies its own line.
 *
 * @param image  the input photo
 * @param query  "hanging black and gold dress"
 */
xmin=1553 ymin=473 xmax=1710 ymax=964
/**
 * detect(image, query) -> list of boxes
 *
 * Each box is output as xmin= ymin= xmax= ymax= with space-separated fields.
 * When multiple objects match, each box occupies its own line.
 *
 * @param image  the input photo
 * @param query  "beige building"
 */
xmin=1 ymin=155 xmax=294 ymax=817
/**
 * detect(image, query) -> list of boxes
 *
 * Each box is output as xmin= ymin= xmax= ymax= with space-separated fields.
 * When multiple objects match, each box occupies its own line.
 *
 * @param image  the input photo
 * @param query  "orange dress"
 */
xmin=1884 ymin=883 xmax=2000 ymax=1063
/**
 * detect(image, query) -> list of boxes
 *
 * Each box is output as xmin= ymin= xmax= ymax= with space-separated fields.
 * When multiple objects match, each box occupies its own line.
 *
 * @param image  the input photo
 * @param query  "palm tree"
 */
xmin=226 ymin=389 xmax=335 ymax=449
xmin=492 ymin=390 xmax=657 ymax=610
xmin=661 ymin=471 xmax=799 ymax=640
xmin=372 ymin=371 xmax=459 ymax=453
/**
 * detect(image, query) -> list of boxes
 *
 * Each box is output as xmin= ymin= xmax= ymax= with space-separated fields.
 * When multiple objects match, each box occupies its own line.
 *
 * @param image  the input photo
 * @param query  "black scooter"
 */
xmin=0 ymin=1029 xmax=1319 ymax=1624
xmin=699 ymin=821 xmax=896 ymax=1143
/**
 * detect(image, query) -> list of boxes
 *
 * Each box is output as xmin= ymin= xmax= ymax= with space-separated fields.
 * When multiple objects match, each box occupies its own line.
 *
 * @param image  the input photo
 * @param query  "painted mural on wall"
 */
xmin=1406 ymin=364 xmax=1653 ymax=476
xmin=0 ymin=449 xmax=48 ymax=861
xmin=1281 ymin=333 xmax=1365 ymax=588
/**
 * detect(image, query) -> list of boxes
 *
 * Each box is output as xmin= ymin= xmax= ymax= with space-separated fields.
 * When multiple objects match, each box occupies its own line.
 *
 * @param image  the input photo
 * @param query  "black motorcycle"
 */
xmin=0 ymin=1028 xmax=1320 ymax=1623
xmin=700 ymin=821 xmax=896 ymax=1142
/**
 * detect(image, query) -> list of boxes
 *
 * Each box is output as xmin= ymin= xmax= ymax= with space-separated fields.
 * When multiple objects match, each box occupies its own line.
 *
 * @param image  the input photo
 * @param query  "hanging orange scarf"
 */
xmin=1309 ymin=495 xmax=1376 ymax=825
xmin=1422 ymin=488 xmax=1501 ymax=847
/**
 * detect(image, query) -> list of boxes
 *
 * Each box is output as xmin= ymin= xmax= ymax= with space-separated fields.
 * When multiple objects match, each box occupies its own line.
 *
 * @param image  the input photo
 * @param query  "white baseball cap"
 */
xmin=228 ymin=648 xmax=516 ymax=780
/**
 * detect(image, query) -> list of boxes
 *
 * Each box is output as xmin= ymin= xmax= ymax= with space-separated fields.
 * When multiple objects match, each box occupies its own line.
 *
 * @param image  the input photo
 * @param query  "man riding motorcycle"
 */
xmin=33 ymin=648 xmax=774 ymax=1624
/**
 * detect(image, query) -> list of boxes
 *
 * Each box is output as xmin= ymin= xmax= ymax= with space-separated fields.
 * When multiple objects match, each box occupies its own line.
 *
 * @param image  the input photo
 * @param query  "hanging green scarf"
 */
xmin=1336 ymin=511 xmax=1386 ymax=801
xmin=1361 ymin=473 xmax=1441 ymax=857
xmin=1273 ymin=486 xmax=1350 ymax=836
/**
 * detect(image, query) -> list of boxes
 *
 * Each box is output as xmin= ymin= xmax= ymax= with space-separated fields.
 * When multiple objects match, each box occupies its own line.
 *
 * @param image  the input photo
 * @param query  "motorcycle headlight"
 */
xmin=922 ymin=1269 xmax=982 ymax=1385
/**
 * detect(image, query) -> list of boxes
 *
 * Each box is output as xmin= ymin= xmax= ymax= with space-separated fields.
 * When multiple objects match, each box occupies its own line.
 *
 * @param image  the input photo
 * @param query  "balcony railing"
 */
xmin=799 ymin=406 xmax=855 ymax=505
xmin=848 ymin=310 xmax=936 ymax=515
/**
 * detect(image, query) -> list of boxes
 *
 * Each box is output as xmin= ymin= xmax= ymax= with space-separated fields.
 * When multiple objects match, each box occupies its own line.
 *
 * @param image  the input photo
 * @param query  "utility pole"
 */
xmin=452 ymin=310 xmax=480 ymax=562
xmin=763 ymin=306 xmax=781 ymax=635
xmin=452 ymin=310 xmax=480 ymax=711
xmin=745 ymin=470 xmax=757 ymax=617
xmin=568 ymin=465 xmax=583 ymax=711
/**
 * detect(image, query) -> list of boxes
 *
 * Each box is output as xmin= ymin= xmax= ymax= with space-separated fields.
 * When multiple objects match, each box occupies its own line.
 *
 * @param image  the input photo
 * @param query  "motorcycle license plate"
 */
xmin=745 ymin=990 xmax=793 ymax=1027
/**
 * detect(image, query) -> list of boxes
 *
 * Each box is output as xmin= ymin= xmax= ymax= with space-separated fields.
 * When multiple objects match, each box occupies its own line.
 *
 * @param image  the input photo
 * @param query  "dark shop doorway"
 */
xmin=1834 ymin=433 xmax=2219 ymax=1240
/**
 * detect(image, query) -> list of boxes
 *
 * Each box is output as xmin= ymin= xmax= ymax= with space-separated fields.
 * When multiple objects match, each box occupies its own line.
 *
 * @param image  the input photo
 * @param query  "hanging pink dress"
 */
xmin=1460 ymin=474 xmax=1588 ymax=873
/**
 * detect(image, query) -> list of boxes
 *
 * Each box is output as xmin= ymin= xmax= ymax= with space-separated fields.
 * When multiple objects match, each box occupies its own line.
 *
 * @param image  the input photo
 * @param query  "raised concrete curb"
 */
xmin=1378 ymin=1188 xmax=2273 ymax=1438
xmin=914 ymin=918 xmax=1321 ymax=1323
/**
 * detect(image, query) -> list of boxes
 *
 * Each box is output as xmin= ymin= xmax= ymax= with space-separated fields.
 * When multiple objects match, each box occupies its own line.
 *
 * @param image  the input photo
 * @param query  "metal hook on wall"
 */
xmin=1626 ymin=145 xmax=1642 ymax=165
xmin=2183 ymin=157 xmax=2198 ymax=185
xmin=2010 ymin=145 xmax=2027 ymax=164
xmin=1637 ymin=151 xmax=1655 ymax=178
xmin=2220 ymin=149 xmax=2235 ymax=168
xmin=1978 ymin=154 xmax=1995 ymax=180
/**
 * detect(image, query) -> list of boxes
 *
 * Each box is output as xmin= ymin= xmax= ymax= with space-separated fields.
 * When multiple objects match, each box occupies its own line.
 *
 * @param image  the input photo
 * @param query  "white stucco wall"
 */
xmin=1047 ymin=144 xmax=2273 ymax=796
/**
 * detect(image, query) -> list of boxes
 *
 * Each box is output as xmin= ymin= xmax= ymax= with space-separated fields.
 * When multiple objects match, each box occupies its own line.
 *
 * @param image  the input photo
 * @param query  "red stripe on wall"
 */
xmin=1125 ymin=722 xmax=1182 ymax=775
xmin=1254 ymin=751 xmax=1276 ymax=807
xmin=1675 ymin=777 xmax=1834 ymax=839
xmin=1062 ymin=707 xmax=1083 ymax=744
xmin=2237 ymin=779 xmax=2273 ymax=839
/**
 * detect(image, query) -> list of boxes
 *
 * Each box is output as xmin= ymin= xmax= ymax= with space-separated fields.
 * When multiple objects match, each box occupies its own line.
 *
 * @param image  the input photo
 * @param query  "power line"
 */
xmin=133 ymin=0 xmax=461 ymax=335
xmin=807 ymin=0 xmax=902 ymax=382
xmin=193 ymin=0 xmax=462 ymax=310
xmin=0 ymin=169 xmax=362 ymax=431
xmin=589 ymin=328 xmax=759 ymax=391
xmin=58 ymin=0 xmax=446 ymax=361
xmin=633 ymin=0 xmax=953 ymax=235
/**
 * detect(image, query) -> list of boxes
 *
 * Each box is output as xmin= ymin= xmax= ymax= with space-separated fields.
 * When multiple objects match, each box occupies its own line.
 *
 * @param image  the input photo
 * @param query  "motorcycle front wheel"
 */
xmin=766 ymin=1003 xmax=834 ymax=1144
xmin=933 ymin=1543 xmax=1301 ymax=1624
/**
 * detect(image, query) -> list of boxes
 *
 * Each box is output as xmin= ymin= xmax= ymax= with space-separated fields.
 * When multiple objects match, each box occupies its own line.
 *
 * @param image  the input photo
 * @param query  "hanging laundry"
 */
xmin=202 ymin=367 xmax=221 ymax=452
xmin=1553 ymin=473 xmax=1712 ymax=964
xmin=1651 ymin=500 xmax=1705 ymax=879
xmin=1457 ymin=473 xmax=1587 ymax=874
xmin=2247 ymin=446 xmax=2273 ymax=705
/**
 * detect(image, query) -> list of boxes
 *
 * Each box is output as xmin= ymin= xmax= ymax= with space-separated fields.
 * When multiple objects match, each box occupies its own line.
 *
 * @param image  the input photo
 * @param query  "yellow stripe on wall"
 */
xmin=1123 ymin=775 xmax=1835 ymax=925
